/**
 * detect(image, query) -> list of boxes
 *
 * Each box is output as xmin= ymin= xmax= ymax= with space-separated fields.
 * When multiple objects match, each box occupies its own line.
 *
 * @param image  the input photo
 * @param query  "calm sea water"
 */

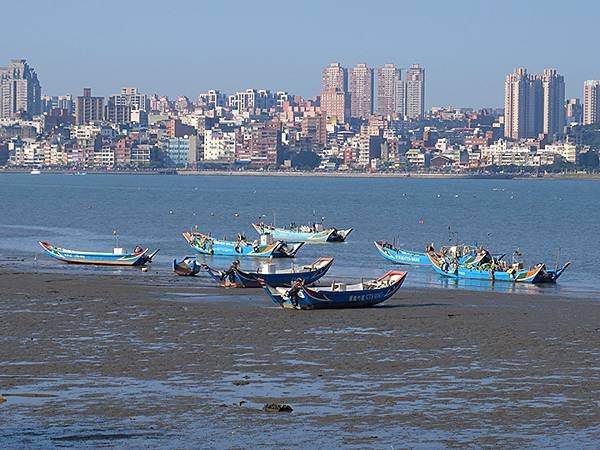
xmin=0 ymin=173 xmax=598 ymax=298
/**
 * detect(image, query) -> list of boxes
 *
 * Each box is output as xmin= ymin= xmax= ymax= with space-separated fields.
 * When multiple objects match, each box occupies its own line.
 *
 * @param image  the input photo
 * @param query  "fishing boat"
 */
xmin=202 ymin=257 xmax=334 ymax=288
xmin=38 ymin=241 xmax=159 ymax=266
xmin=374 ymin=241 xmax=504 ymax=266
xmin=173 ymin=256 xmax=201 ymax=276
xmin=252 ymin=222 xmax=353 ymax=242
xmin=182 ymin=231 xmax=303 ymax=258
xmin=426 ymin=252 xmax=570 ymax=284
xmin=258 ymin=270 xmax=408 ymax=309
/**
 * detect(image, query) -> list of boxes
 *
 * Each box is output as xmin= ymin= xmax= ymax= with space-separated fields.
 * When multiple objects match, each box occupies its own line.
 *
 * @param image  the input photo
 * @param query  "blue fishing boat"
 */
xmin=182 ymin=231 xmax=303 ymax=258
xmin=257 ymin=270 xmax=408 ymax=309
xmin=39 ymin=241 xmax=159 ymax=266
xmin=173 ymin=256 xmax=201 ymax=276
xmin=427 ymin=252 xmax=570 ymax=284
xmin=374 ymin=241 xmax=504 ymax=266
xmin=253 ymin=223 xmax=353 ymax=242
xmin=202 ymin=257 xmax=334 ymax=288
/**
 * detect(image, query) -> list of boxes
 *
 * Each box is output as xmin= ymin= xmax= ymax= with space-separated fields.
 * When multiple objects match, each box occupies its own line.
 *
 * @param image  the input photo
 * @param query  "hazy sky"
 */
xmin=2 ymin=0 xmax=598 ymax=108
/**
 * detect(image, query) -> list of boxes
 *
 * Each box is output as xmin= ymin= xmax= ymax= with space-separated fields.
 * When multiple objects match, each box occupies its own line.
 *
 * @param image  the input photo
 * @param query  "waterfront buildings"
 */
xmin=75 ymin=88 xmax=104 ymax=125
xmin=1 ymin=56 xmax=598 ymax=173
xmin=0 ymin=59 xmax=42 ymax=119
xmin=583 ymin=80 xmax=600 ymax=125
xmin=349 ymin=64 xmax=374 ymax=119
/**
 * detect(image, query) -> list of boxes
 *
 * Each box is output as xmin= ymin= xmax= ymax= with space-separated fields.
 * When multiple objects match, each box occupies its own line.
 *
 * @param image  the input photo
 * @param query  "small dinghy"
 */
xmin=258 ymin=270 xmax=408 ymax=309
xmin=202 ymin=257 xmax=334 ymax=288
xmin=173 ymin=256 xmax=201 ymax=276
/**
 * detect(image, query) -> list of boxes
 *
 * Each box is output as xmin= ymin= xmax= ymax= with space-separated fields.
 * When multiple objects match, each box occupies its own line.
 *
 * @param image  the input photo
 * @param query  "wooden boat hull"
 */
xmin=258 ymin=270 xmax=407 ymax=309
xmin=253 ymin=224 xmax=353 ymax=242
xmin=374 ymin=241 xmax=504 ymax=266
xmin=173 ymin=256 xmax=201 ymax=276
xmin=374 ymin=241 xmax=430 ymax=265
xmin=182 ymin=232 xmax=303 ymax=258
xmin=38 ymin=241 xmax=158 ymax=266
xmin=202 ymin=257 xmax=334 ymax=288
xmin=427 ymin=252 xmax=570 ymax=284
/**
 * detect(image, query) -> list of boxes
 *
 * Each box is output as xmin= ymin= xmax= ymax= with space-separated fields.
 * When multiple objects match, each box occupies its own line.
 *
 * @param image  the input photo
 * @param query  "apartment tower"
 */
xmin=0 ymin=59 xmax=42 ymax=118
xmin=376 ymin=64 xmax=402 ymax=117
xmin=349 ymin=63 xmax=374 ymax=119
xmin=583 ymin=80 xmax=600 ymax=125
xmin=404 ymin=64 xmax=425 ymax=119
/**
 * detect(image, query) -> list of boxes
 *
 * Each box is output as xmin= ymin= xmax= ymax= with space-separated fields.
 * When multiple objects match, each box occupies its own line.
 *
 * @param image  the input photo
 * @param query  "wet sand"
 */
xmin=1 ymin=268 xmax=599 ymax=448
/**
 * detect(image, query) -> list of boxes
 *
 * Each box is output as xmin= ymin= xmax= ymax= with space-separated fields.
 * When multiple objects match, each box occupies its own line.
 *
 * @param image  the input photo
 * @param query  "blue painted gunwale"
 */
xmin=258 ymin=270 xmax=407 ymax=309
xmin=38 ymin=241 xmax=155 ymax=266
xmin=426 ymin=252 xmax=570 ymax=284
xmin=202 ymin=257 xmax=334 ymax=288
xmin=182 ymin=231 xmax=303 ymax=258
xmin=252 ymin=223 xmax=353 ymax=242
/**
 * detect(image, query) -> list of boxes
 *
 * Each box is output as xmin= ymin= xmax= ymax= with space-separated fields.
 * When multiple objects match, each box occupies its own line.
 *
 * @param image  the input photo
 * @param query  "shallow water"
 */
xmin=1 ymin=173 xmax=598 ymax=298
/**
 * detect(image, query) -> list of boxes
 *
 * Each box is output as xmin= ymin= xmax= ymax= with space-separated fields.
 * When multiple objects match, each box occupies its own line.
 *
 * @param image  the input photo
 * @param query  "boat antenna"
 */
xmin=113 ymin=229 xmax=119 ymax=249
xmin=555 ymin=248 xmax=561 ymax=271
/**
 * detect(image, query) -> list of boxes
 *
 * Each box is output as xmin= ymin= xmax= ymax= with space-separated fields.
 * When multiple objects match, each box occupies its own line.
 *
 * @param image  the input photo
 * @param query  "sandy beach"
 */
xmin=1 ymin=267 xmax=599 ymax=448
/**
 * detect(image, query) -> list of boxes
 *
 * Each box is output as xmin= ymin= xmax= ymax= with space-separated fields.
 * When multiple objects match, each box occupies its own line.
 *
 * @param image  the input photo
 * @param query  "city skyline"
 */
xmin=2 ymin=0 xmax=600 ymax=108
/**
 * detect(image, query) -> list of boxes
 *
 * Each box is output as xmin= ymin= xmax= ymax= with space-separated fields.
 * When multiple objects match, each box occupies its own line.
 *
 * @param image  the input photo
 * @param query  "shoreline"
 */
xmin=1 ymin=268 xmax=599 ymax=447
xmin=1 ymin=168 xmax=600 ymax=180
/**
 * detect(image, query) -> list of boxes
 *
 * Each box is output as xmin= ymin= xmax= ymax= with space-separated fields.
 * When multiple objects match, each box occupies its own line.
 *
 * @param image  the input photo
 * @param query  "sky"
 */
xmin=1 ymin=0 xmax=599 ymax=109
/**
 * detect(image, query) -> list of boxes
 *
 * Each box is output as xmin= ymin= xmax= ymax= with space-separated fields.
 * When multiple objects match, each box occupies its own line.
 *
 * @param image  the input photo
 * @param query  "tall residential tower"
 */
xmin=404 ymin=64 xmax=425 ymax=119
xmin=376 ymin=64 xmax=402 ymax=117
xmin=583 ymin=80 xmax=600 ymax=125
xmin=0 ymin=59 xmax=42 ymax=118
xmin=349 ymin=63 xmax=374 ymax=119
xmin=321 ymin=62 xmax=348 ymax=92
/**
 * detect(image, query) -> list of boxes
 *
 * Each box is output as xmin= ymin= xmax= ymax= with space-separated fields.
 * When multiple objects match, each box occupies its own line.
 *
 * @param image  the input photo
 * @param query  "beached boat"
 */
xmin=258 ymin=270 xmax=408 ymax=309
xmin=426 ymin=252 xmax=570 ymax=284
xmin=182 ymin=231 xmax=303 ymax=258
xmin=38 ymin=241 xmax=159 ymax=266
xmin=374 ymin=241 xmax=505 ymax=266
xmin=252 ymin=223 xmax=353 ymax=242
xmin=202 ymin=257 xmax=334 ymax=288
xmin=173 ymin=256 xmax=201 ymax=276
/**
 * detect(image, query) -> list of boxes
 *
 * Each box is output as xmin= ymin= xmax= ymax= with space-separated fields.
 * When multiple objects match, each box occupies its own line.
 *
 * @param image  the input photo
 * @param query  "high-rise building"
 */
xmin=349 ymin=63 xmax=374 ymax=119
xmin=320 ymin=88 xmax=351 ymax=123
xmin=376 ymin=64 xmax=402 ymax=117
xmin=105 ymin=87 xmax=148 ymax=124
xmin=74 ymin=88 xmax=104 ymax=125
xmin=504 ymin=68 xmax=542 ymax=140
xmin=321 ymin=63 xmax=348 ymax=92
xmin=249 ymin=119 xmax=282 ymax=166
xmin=565 ymin=98 xmax=582 ymax=124
xmin=404 ymin=64 xmax=425 ymax=120
xmin=542 ymin=68 xmax=565 ymax=137
xmin=504 ymin=67 xmax=564 ymax=140
xmin=583 ymin=80 xmax=600 ymax=125
xmin=0 ymin=59 xmax=42 ymax=118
